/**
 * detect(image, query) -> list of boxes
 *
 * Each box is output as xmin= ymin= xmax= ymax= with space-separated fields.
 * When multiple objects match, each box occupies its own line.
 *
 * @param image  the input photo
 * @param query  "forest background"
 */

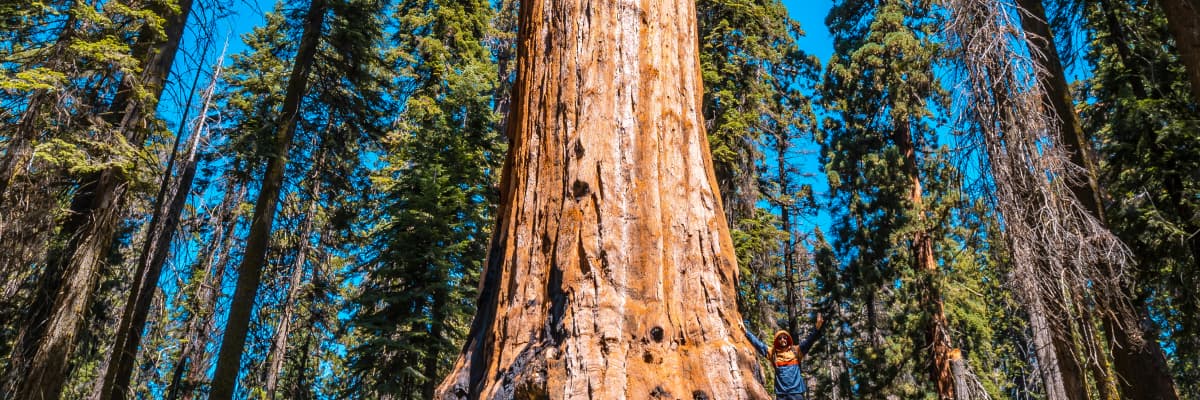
xmin=0 ymin=0 xmax=1197 ymax=398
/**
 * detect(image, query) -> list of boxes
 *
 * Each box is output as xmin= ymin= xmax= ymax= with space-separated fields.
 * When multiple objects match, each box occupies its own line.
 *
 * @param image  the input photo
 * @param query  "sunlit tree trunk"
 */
xmin=96 ymin=30 xmax=214 ymax=400
xmin=893 ymin=119 xmax=962 ymax=399
xmin=208 ymin=0 xmax=326 ymax=397
xmin=434 ymin=0 xmax=768 ymax=397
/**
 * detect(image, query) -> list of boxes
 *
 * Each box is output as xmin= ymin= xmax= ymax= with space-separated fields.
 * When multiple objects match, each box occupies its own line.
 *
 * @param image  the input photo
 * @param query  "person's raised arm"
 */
xmin=798 ymin=314 xmax=826 ymax=355
xmin=744 ymin=327 xmax=769 ymax=357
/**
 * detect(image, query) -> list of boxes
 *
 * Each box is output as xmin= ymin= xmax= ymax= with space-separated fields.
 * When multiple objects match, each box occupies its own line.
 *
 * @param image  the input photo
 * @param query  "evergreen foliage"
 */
xmin=343 ymin=0 xmax=502 ymax=396
xmin=1082 ymin=0 xmax=1200 ymax=393
xmin=0 ymin=0 xmax=1196 ymax=397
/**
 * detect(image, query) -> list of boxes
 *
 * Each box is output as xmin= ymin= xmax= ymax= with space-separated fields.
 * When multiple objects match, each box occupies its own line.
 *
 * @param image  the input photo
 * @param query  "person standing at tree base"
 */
xmin=747 ymin=314 xmax=826 ymax=400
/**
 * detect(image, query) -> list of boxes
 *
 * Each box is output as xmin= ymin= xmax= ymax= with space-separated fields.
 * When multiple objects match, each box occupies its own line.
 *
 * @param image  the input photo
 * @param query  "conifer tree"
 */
xmin=822 ymin=0 xmax=987 ymax=396
xmin=208 ymin=1 xmax=327 ymax=394
xmin=1014 ymin=0 xmax=1178 ymax=396
xmin=208 ymin=0 xmax=388 ymax=396
xmin=344 ymin=0 xmax=501 ymax=396
xmin=3 ymin=1 xmax=194 ymax=398
xmin=695 ymin=0 xmax=820 ymax=342
xmin=1082 ymin=0 xmax=1200 ymax=393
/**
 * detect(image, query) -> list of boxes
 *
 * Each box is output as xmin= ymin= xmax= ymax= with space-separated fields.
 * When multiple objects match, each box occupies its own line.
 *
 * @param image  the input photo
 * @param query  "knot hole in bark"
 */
xmin=650 ymin=326 xmax=664 ymax=342
xmin=572 ymin=179 xmax=590 ymax=200
xmin=692 ymin=390 xmax=710 ymax=400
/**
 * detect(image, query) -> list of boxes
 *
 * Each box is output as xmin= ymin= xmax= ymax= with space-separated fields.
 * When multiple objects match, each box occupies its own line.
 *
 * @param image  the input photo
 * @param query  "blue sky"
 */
xmin=783 ymin=0 xmax=836 ymax=62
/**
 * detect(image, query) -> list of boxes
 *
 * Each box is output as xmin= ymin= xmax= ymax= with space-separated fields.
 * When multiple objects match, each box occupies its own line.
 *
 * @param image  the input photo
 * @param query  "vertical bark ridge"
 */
xmin=436 ymin=0 xmax=766 ymax=398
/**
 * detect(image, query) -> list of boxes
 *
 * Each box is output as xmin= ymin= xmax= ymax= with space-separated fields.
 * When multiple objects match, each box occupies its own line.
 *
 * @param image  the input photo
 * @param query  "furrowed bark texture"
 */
xmin=435 ymin=0 xmax=768 ymax=398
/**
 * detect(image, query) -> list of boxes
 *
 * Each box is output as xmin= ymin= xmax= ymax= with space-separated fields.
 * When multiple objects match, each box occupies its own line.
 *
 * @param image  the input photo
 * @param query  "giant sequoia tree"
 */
xmin=822 ymin=0 xmax=985 ymax=397
xmin=434 ymin=0 xmax=768 ymax=397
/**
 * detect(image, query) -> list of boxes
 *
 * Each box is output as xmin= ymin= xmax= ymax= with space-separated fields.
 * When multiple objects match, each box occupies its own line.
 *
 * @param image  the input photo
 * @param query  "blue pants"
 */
xmin=778 ymin=393 xmax=807 ymax=400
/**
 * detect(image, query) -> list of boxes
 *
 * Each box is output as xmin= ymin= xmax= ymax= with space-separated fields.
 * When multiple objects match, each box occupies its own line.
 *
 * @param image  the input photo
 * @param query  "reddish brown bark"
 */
xmin=434 ymin=0 xmax=768 ymax=398
xmin=893 ymin=119 xmax=958 ymax=399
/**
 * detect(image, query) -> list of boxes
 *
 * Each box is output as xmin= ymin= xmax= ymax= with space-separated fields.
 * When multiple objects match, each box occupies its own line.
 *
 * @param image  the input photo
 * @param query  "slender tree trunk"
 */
xmin=422 ymin=291 xmax=448 ymax=399
xmin=1017 ymin=0 xmax=1181 ymax=397
xmin=1017 ymin=0 xmax=1176 ymax=396
xmin=97 ymin=38 xmax=218 ymax=400
xmin=777 ymin=142 xmax=798 ymax=337
xmin=165 ymin=180 xmax=243 ymax=400
xmin=208 ymin=1 xmax=326 ymax=397
xmin=1156 ymin=0 xmax=1200 ymax=103
xmin=263 ymin=150 xmax=324 ymax=400
xmin=489 ymin=0 xmax=518 ymax=132
xmin=5 ymin=2 xmax=193 ymax=398
xmin=435 ymin=0 xmax=767 ymax=397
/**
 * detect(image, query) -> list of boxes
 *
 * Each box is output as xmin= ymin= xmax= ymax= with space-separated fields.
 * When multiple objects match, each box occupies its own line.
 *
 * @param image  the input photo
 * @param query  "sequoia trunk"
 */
xmin=894 ymin=119 xmax=960 ymax=399
xmin=434 ymin=0 xmax=768 ymax=398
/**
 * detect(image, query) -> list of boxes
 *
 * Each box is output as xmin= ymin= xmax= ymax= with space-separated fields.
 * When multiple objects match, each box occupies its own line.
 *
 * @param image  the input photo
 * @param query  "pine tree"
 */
xmin=1015 ymin=0 xmax=1179 ymax=396
xmin=208 ymin=0 xmax=388 ymax=396
xmin=343 ymin=0 xmax=501 ymax=396
xmin=3 ymin=1 xmax=194 ymax=397
xmin=694 ymin=0 xmax=821 ymax=351
xmin=208 ymin=1 xmax=329 ymax=397
xmin=822 ymin=0 xmax=987 ymax=396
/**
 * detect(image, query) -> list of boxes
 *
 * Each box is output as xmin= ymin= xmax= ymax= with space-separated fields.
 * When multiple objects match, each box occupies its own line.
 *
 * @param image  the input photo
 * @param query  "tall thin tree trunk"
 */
xmin=777 ymin=141 xmax=798 ymax=338
xmin=5 ymin=2 xmax=194 ymax=398
xmin=1016 ymin=0 xmax=1181 ymax=397
xmin=97 ymin=39 xmax=220 ymax=400
xmin=208 ymin=1 xmax=326 ymax=397
xmin=435 ymin=0 xmax=768 ymax=397
xmin=1015 ymin=0 xmax=1103 ymax=217
xmin=165 ymin=179 xmax=243 ymax=400
xmin=422 ymin=291 xmax=448 ymax=399
xmin=262 ymin=146 xmax=324 ymax=400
